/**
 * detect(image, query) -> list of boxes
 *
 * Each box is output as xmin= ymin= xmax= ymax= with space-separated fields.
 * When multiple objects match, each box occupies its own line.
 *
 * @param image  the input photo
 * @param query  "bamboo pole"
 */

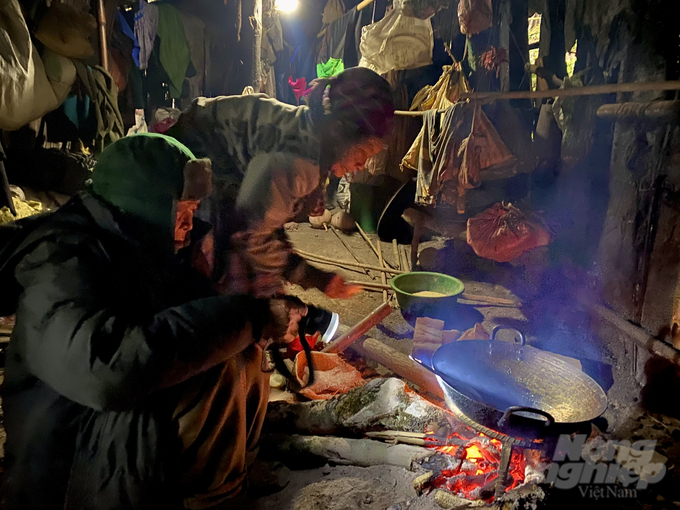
xmin=295 ymin=249 xmax=405 ymax=275
xmin=394 ymin=81 xmax=680 ymax=115
xmin=392 ymin=239 xmax=402 ymax=272
xmin=355 ymin=222 xmax=396 ymax=268
xmin=377 ymin=241 xmax=388 ymax=303
xmin=329 ymin=226 xmax=376 ymax=280
xmin=96 ymin=0 xmax=109 ymax=71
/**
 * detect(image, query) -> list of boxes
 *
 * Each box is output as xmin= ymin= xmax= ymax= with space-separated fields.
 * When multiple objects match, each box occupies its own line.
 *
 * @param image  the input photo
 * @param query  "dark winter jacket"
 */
xmin=0 ymin=192 xmax=268 ymax=510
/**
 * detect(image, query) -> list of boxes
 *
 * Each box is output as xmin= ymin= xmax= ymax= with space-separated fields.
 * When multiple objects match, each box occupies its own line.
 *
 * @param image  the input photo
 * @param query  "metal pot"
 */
xmin=422 ymin=327 xmax=607 ymax=439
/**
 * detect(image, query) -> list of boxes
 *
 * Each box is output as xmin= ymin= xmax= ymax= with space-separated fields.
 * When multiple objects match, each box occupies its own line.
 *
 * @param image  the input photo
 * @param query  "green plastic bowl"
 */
xmin=390 ymin=272 xmax=465 ymax=312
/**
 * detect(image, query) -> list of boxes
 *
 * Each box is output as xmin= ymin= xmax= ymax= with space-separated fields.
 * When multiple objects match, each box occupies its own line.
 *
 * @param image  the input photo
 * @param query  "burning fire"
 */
xmin=430 ymin=432 xmax=530 ymax=501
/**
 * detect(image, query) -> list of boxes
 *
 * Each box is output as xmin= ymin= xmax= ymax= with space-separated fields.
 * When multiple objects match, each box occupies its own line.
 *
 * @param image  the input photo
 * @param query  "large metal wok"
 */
xmin=422 ymin=327 xmax=608 ymax=440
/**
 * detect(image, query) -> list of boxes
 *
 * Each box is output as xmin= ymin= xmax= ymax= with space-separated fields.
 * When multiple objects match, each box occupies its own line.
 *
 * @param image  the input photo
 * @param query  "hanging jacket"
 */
xmin=168 ymin=95 xmax=335 ymax=297
xmin=0 ymin=193 xmax=269 ymax=510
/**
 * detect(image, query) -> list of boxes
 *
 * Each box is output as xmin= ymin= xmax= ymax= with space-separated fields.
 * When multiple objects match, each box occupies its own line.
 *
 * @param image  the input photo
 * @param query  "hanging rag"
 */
xmin=402 ymin=65 xmax=469 ymax=175
xmin=134 ymin=0 xmax=159 ymax=71
xmin=288 ymin=76 xmax=311 ymax=104
xmin=179 ymin=11 xmax=206 ymax=99
xmin=156 ymin=4 xmax=191 ymax=99
xmin=316 ymin=57 xmax=344 ymax=78
xmin=406 ymin=103 xmax=514 ymax=214
xmin=73 ymin=63 xmax=124 ymax=154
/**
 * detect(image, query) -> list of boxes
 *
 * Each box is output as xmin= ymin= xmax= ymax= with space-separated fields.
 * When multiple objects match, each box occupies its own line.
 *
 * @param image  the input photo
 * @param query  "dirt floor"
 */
xmin=245 ymin=223 xmax=618 ymax=509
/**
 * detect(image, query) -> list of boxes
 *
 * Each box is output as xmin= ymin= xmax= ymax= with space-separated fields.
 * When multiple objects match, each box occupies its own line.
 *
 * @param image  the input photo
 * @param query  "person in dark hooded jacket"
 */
xmin=0 ymin=133 xmax=305 ymax=510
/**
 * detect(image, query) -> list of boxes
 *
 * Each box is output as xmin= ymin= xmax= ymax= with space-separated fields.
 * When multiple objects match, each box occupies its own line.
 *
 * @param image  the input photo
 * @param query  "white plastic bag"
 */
xmin=358 ymin=8 xmax=433 ymax=75
xmin=0 ymin=0 xmax=74 ymax=131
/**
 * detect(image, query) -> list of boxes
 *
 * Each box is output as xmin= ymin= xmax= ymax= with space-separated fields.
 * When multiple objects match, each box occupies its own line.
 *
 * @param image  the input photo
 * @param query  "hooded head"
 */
xmin=91 ymin=133 xmax=212 ymax=250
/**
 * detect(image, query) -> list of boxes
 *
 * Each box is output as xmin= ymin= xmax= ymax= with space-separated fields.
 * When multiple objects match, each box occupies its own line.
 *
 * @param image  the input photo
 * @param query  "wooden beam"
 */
xmin=97 ymin=0 xmax=109 ymax=71
xmin=596 ymin=101 xmax=680 ymax=121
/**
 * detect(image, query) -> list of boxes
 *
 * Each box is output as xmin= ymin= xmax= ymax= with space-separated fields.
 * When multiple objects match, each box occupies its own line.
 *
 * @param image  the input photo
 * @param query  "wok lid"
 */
xmin=431 ymin=328 xmax=607 ymax=423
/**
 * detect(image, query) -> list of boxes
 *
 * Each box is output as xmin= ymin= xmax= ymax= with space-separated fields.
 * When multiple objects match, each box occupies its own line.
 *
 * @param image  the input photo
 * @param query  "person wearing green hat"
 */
xmin=0 ymin=134 xmax=306 ymax=510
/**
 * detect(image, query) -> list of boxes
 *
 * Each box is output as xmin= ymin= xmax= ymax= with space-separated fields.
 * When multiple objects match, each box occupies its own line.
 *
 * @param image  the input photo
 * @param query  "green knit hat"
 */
xmin=91 ymin=133 xmax=211 ymax=238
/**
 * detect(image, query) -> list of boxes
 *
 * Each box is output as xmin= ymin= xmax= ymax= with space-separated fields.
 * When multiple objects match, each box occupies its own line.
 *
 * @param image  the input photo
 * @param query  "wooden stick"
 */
xmin=351 ymin=337 xmax=444 ymax=399
xmin=329 ymin=226 xmax=376 ymax=280
xmin=596 ymin=100 xmax=680 ymax=120
xmin=295 ymin=249 xmax=405 ymax=275
xmin=403 ymin=246 xmax=411 ymax=273
xmin=355 ymin=222 xmax=396 ymax=269
xmin=377 ymin=241 xmax=388 ymax=303
xmin=322 ymin=302 xmax=393 ymax=353
xmin=392 ymin=239 xmax=402 ymax=272
xmin=394 ymin=81 xmax=680 ymax=115
xmin=259 ymin=434 xmax=435 ymax=470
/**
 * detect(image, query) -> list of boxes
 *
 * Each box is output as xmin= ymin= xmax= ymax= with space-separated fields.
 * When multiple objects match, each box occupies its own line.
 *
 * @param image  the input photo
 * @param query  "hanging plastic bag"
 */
xmin=466 ymin=202 xmax=551 ymax=262
xmin=458 ymin=0 xmax=493 ymax=35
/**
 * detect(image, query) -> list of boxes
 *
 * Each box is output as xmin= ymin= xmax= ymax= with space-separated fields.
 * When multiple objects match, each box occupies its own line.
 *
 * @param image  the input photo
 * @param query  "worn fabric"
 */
xmin=179 ymin=11 xmax=206 ymax=99
xmin=0 ymin=0 xmax=76 ymax=131
xmin=322 ymin=0 xmax=346 ymax=25
xmin=288 ymin=76 xmax=310 ymax=104
xmin=407 ymin=103 xmax=514 ymax=213
xmin=134 ymin=0 xmax=159 ymax=70
xmin=73 ymin=63 xmax=125 ymax=154
xmin=363 ymin=70 xmax=420 ymax=181
xmin=316 ymin=57 xmax=345 ymax=78
xmin=169 ymin=95 xmax=336 ymax=295
xmin=0 ymin=197 xmax=42 ymax=225
xmin=317 ymin=6 xmax=372 ymax=69
xmin=156 ymin=4 xmax=190 ymax=99
xmin=0 ymin=193 xmax=270 ymax=510
xmin=175 ymin=345 xmax=268 ymax=508
xmin=34 ymin=2 xmax=96 ymax=58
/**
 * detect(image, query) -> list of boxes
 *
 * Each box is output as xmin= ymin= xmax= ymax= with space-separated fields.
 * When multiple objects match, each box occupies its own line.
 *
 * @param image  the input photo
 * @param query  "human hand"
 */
xmin=324 ymin=274 xmax=363 ymax=299
xmin=262 ymin=295 xmax=308 ymax=344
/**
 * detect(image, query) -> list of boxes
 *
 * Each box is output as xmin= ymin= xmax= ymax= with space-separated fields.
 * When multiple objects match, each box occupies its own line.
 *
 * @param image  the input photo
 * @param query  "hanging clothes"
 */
xmin=116 ymin=11 xmax=139 ymax=67
xmin=156 ymin=4 xmax=191 ymax=99
xmin=178 ymin=11 xmax=206 ymax=100
xmin=316 ymin=57 xmax=344 ymax=78
xmin=362 ymin=70 xmax=421 ymax=182
xmin=322 ymin=0 xmax=346 ymax=25
xmin=406 ymin=103 xmax=514 ymax=214
xmin=317 ymin=5 xmax=373 ymax=70
xmin=402 ymin=65 xmax=469 ymax=174
xmin=73 ymin=63 xmax=124 ymax=154
xmin=134 ymin=0 xmax=159 ymax=71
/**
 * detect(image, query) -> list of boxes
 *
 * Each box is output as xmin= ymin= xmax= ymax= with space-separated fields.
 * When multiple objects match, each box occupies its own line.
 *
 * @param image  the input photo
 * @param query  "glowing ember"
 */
xmin=429 ymin=432 xmax=534 ymax=501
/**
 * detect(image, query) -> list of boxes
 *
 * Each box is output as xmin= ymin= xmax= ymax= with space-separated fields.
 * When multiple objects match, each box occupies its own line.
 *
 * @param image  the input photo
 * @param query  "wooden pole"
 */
xmin=322 ymin=302 xmax=393 ymax=354
xmin=377 ymin=241 xmax=388 ymax=303
xmin=596 ymin=101 xmax=680 ymax=120
xmin=296 ymin=249 xmax=405 ymax=275
xmin=97 ymin=0 xmax=109 ymax=71
xmin=355 ymin=222 xmax=396 ymax=269
xmin=392 ymin=239 xmax=402 ymax=272
xmin=394 ymin=83 xmax=680 ymax=116
xmin=329 ymin=226 xmax=377 ymax=280
xmin=351 ymin=337 xmax=445 ymax=399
